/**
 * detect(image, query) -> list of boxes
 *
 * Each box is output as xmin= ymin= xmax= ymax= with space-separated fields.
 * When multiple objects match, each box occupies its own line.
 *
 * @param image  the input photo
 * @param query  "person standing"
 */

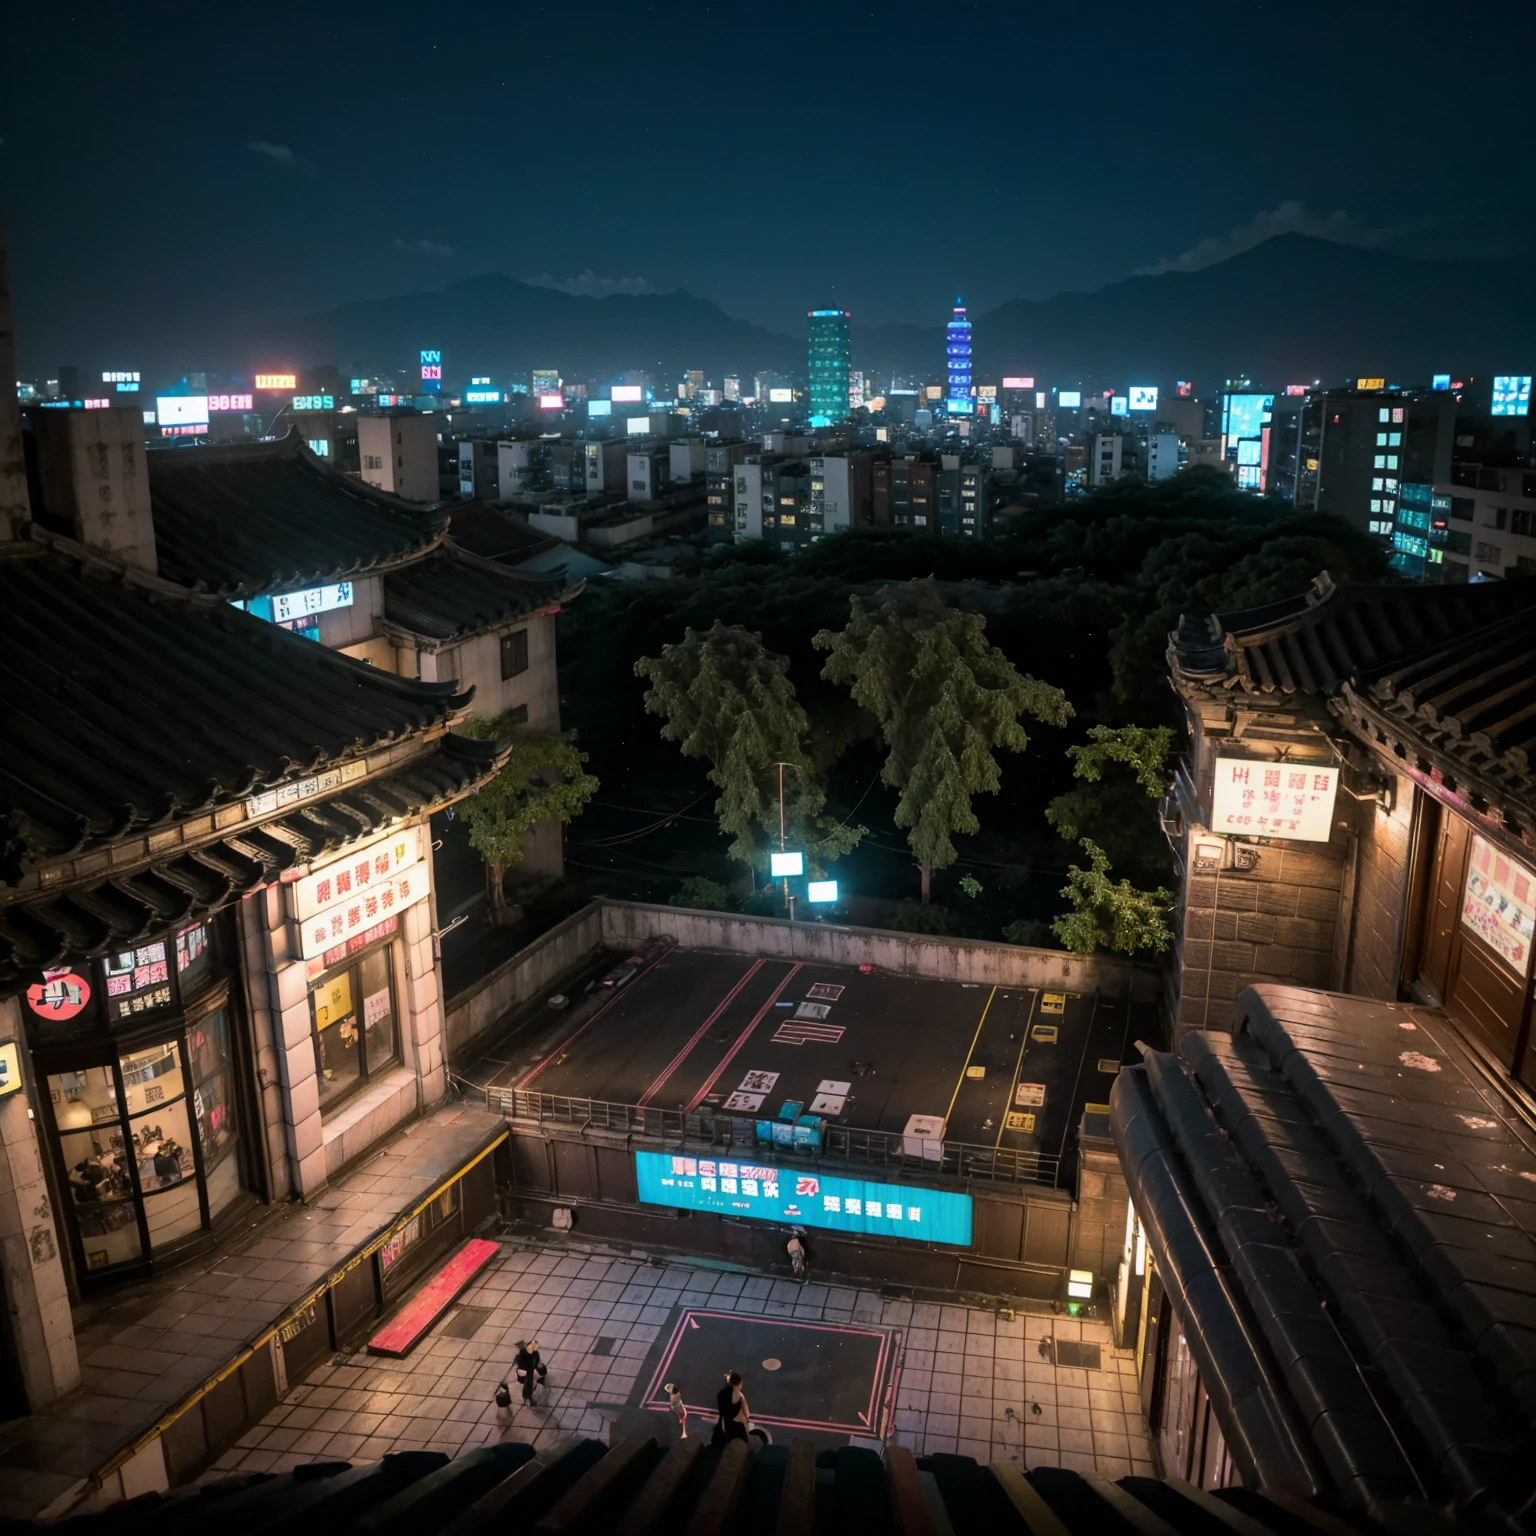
xmin=664 ymin=1381 xmax=688 ymax=1439
xmin=515 ymin=1339 xmax=549 ymax=1405
xmin=713 ymin=1370 xmax=748 ymax=1446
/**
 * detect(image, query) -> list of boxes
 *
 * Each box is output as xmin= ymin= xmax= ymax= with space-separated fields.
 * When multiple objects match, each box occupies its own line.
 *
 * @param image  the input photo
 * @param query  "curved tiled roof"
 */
xmin=383 ymin=543 xmax=574 ymax=643
xmin=147 ymin=431 xmax=448 ymax=597
xmin=0 ymin=543 xmax=475 ymax=876
xmin=0 ymin=735 xmax=504 ymax=987
xmin=1170 ymin=572 xmax=1536 ymax=698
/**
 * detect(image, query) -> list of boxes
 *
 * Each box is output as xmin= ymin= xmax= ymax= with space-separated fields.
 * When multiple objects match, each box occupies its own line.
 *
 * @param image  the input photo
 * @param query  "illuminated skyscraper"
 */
xmin=946 ymin=301 xmax=973 ymax=413
xmin=807 ymin=309 xmax=851 ymax=427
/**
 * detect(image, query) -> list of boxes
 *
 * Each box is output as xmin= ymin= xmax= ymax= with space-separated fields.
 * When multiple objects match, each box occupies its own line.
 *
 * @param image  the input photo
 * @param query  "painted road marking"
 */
xmin=1015 ymin=1082 xmax=1046 ymax=1106
xmin=943 ymin=984 xmax=997 ymax=1127
xmin=997 ymin=990 xmax=1040 ymax=1149
xmin=686 ymin=965 xmax=802 ymax=1112
xmin=1032 ymin=1024 xmax=1059 ymax=1044
xmin=1005 ymin=1112 xmax=1036 ymax=1132
xmin=773 ymin=1021 xmax=845 ymax=1045
xmin=638 ymin=958 xmax=766 ymax=1106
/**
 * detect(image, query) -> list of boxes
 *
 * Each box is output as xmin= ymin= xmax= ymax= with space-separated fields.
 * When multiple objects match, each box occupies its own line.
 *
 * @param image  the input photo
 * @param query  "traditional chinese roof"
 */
xmin=382 ymin=542 xmax=579 ymax=646
xmin=445 ymin=500 xmax=557 ymax=564
xmin=1170 ymin=571 xmax=1536 ymax=701
xmin=145 ymin=431 xmax=448 ymax=598
xmin=1113 ymin=983 xmax=1536 ymax=1523
xmin=0 ymin=539 xmax=493 ymax=885
xmin=1335 ymin=603 xmax=1536 ymax=844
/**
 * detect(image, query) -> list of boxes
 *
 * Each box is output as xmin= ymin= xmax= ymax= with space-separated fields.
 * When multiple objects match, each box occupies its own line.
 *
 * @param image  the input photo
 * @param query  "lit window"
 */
xmin=1393 ymin=408 xmax=1404 ymax=423
xmin=1371 ymin=498 xmax=1382 ymax=513
xmin=1389 ymin=432 xmax=1402 ymax=446
xmin=1387 ymin=456 xmax=1399 ymax=470
xmin=1376 ymin=432 xmax=1388 ymax=446
xmin=1374 ymin=455 xmax=1386 ymax=468
xmin=1372 ymin=477 xmax=1384 ymax=491
xmin=1379 ymin=408 xmax=1390 ymax=422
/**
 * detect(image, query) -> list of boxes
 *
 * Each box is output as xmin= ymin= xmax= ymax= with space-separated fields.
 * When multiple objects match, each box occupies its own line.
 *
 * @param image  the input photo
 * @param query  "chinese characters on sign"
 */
xmin=1461 ymin=835 xmax=1536 ymax=972
xmin=1209 ymin=757 xmax=1339 ymax=842
xmin=102 ymin=942 xmax=172 ymax=1021
xmin=633 ymin=1149 xmax=973 ymax=1246
xmin=292 ymin=831 xmax=430 ymax=960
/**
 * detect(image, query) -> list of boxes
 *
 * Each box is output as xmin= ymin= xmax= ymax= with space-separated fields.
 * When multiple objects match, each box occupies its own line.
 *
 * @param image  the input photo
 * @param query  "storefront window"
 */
xmin=310 ymin=944 xmax=398 ymax=1111
xmin=49 ymin=1065 xmax=141 ymax=1272
xmin=186 ymin=1010 xmax=241 ymax=1216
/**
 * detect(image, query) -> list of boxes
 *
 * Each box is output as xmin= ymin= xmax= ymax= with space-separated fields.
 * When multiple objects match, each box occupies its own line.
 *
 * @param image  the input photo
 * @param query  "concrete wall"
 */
xmin=1342 ymin=772 xmax=1416 ymax=1002
xmin=0 ymin=999 xmax=81 ymax=1411
xmin=599 ymin=902 xmax=1161 ymax=999
xmin=32 ymin=408 xmax=157 ymax=574
xmin=443 ymin=902 xmax=605 ymax=1061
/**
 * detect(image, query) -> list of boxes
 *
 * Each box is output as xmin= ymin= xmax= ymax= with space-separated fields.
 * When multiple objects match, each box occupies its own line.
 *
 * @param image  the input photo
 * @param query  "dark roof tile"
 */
xmin=147 ymin=431 xmax=447 ymax=597
xmin=383 ymin=544 xmax=574 ymax=643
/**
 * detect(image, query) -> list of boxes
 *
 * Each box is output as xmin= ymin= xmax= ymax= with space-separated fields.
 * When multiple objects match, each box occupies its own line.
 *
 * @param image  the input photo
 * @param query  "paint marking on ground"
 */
xmin=943 ymin=984 xmax=998 ymax=1126
xmin=773 ymin=1021 xmax=846 ymax=1045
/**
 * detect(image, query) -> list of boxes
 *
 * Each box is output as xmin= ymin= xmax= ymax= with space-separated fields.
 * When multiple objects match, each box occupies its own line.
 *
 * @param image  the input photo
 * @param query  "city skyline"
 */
xmin=3 ymin=0 xmax=1533 ymax=366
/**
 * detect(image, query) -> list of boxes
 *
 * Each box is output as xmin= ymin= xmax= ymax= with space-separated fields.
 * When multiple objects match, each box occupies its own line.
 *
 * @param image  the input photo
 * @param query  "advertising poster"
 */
xmin=634 ymin=1149 xmax=972 ymax=1246
xmin=1461 ymin=835 xmax=1536 ymax=972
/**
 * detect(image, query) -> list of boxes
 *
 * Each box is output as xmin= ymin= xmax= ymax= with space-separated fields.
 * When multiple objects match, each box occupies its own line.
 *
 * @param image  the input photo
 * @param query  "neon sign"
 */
xmin=255 ymin=373 xmax=298 ymax=390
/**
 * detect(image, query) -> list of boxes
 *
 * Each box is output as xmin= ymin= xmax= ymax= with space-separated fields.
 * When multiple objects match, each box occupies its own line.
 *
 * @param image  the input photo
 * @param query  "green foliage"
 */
xmin=1065 ymin=725 xmax=1174 ymax=796
xmin=669 ymin=876 xmax=734 ymax=912
xmin=888 ymin=899 xmax=967 ymax=937
xmin=1002 ymin=917 xmax=1056 ymax=949
xmin=815 ymin=582 xmax=1072 ymax=897
xmin=454 ymin=715 xmax=599 ymax=918
xmin=634 ymin=621 xmax=864 ymax=872
xmin=958 ymin=874 xmax=983 ymax=900
xmin=1052 ymin=840 xmax=1172 ymax=957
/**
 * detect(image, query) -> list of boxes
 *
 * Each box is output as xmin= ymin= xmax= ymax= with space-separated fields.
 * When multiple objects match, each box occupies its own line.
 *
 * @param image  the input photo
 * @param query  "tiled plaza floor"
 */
xmin=208 ymin=1236 xmax=1155 ymax=1478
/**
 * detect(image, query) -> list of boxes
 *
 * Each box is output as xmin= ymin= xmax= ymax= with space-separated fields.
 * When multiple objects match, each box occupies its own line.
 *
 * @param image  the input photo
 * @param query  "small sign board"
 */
xmin=1031 ymin=1024 xmax=1059 ymax=1044
xmin=1005 ymin=1111 xmax=1035 ymax=1133
xmin=1015 ymin=1082 xmax=1046 ymax=1107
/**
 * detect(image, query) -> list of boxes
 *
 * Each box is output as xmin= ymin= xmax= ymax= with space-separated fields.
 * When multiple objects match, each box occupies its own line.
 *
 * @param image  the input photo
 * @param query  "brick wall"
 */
xmin=1173 ymin=838 xmax=1347 ymax=1039
xmin=1344 ymin=772 xmax=1416 ymax=1001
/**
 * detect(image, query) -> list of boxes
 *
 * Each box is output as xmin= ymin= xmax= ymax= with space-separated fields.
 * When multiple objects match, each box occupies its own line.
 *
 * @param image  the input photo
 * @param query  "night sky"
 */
xmin=4 ymin=0 xmax=1533 ymax=369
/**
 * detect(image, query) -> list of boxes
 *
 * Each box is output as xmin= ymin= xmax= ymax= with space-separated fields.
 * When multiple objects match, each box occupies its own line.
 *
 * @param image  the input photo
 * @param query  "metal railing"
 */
xmin=487 ymin=1086 xmax=1062 ymax=1190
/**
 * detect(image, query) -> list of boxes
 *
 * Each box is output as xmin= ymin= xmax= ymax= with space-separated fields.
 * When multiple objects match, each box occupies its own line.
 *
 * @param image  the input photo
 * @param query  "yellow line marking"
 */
xmin=998 ymin=991 xmax=1040 ymax=1148
xmin=943 ymin=984 xmax=997 ymax=1127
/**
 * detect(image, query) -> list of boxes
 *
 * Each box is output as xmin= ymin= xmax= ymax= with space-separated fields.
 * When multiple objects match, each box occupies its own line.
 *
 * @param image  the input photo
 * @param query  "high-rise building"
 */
xmin=945 ymin=301 xmax=972 ymax=414
xmin=807 ymin=310 xmax=851 ymax=427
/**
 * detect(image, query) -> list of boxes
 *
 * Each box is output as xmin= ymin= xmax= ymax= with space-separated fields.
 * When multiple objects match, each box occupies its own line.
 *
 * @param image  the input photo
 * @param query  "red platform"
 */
xmin=367 ymin=1236 xmax=499 ymax=1357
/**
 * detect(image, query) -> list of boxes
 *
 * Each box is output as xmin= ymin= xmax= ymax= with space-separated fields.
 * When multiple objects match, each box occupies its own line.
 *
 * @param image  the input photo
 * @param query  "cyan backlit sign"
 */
xmin=634 ymin=1150 xmax=972 ymax=1247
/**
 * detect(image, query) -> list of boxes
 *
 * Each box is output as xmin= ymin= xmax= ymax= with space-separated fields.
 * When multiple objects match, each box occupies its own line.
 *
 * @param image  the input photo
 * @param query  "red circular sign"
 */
xmin=26 ymin=971 xmax=92 ymax=1020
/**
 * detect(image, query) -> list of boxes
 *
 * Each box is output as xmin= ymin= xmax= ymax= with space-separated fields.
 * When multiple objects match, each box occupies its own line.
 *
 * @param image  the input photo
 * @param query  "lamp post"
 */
xmin=772 ymin=760 xmax=800 ymax=923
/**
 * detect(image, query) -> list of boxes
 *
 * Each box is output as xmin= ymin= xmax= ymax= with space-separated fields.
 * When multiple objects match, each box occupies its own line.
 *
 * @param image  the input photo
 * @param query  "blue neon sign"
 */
xmin=464 ymin=389 xmax=502 ymax=404
xmin=634 ymin=1149 xmax=972 ymax=1246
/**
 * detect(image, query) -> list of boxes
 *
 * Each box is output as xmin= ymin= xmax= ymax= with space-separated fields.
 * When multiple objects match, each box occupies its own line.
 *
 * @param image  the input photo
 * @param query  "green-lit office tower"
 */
xmin=807 ymin=309 xmax=851 ymax=427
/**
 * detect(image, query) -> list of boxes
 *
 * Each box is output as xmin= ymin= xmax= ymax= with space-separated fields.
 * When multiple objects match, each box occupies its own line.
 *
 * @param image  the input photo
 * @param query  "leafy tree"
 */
xmin=454 ymin=715 xmax=599 ymax=925
xmin=1002 ymin=917 xmax=1055 ymax=949
xmin=634 ymin=621 xmax=863 ymax=876
xmin=889 ymin=899 xmax=967 ymax=937
xmin=669 ymin=876 xmax=733 ymax=911
xmin=815 ymin=582 xmax=1072 ymax=902
xmin=1045 ymin=724 xmax=1175 ymax=890
xmin=1052 ymin=839 xmax=1172 ymax=956
xmin=1064 ymin=724 xmax=1174 ymax=796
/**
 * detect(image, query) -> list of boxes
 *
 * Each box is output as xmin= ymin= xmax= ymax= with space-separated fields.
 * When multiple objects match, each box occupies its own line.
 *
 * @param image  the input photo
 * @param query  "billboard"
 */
xmin=611 ymin=384 xmax=644 ymax=403
xmin=103 ymin=370 xmax=139 ymax=384
xmin=420 ymin=349 xmax=441 ymax=366
xmin=1176 ymin=381 xmax=1193 ymax=396
xmin=948 ymin=399 xmax=974 ymax=414
xmin=1058 ymin=390 xmax=1082 ymax=408
xmin=156 ymin=395 xmax=209 ymax=426
xmin=627 ymin=416 xmax=653 ymax=434
xmin=587 ymin=400 xmax=612 ymax=417
xmin=1210 ymin=756 xmax=1339 ymax=842
xmin=1432 ymin=374 xmax=1451 ymax=391
xmin=1492 ymin=376 xmax=1532 ymax=416
xmin=208 ymin=393 xmax=253 ymax=412
xmin=635 ymin=1150 xmax=973 ymax=1246
xmin=538 ymin=393 xmax=564 ymax=409
xmin=1001 ymin=376 xmax=1034 ymax=389
xmin=464 ymin=389 xmax=502 ymax=404
xmin=83 ymin=398 xmax=110 ymax=410
xmin=1222 ymin=393 xmax=1274 ymax=442
xmin=1110 ymin=396 xmax=1129 ymax=417
xmin=1356 ymin=377 xmax=1386 ymax=391
xmin=1128 ymin=386 xmax=1158 ymax=411
xmin=255 ymin=373 xmax=297 ymax=390
xmin=292 ymin=394 xmax=334 ymax=411
xmin=769 ymin=388 xmax=794 ymax=403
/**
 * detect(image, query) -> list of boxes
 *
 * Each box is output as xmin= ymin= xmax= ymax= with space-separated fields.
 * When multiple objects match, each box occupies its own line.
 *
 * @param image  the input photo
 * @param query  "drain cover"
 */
xmin=441 ymin=1306 xmax=494 ymax=1340
xmin=592 ymin=1336 xmax=618 ymax=1356
xmin=1054 ymin=1341 xmax=1103 ymax=1371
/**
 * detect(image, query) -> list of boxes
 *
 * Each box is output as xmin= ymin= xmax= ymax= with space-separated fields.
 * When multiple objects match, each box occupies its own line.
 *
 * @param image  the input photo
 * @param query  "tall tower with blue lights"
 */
xmin=807 ymin=309 xmax=852 ymax=427
xmin=945 ymin=299 xmax=973 ymax=414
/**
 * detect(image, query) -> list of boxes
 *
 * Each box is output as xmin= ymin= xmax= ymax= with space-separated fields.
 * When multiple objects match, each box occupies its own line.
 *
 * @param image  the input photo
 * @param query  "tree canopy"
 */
xmin=634 ymin=620 xmax=863 ymax=874
xmin=454 ymin=716 xmax=599 ymax=923
xmin=814 ymin=581 xmax=1072 ymax=900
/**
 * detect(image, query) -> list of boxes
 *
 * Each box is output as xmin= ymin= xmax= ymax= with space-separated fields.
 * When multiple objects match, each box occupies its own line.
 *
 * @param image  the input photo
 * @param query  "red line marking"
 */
xmin=639 ymin=960 xmax=765 ymax=1106
xmin=366 ymin=1238 xmax=498 ymax=1357
xmin=516 ymin=948 xmax=671 ymax=1088
xmin=685 ymin=965 xmax=802 ymax=1112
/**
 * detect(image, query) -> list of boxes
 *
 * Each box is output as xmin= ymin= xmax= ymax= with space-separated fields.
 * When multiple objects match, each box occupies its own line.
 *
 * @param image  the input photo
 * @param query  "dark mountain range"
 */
xmin=210 ymin=235 xmax=1532 ymax=390
xmin=856 ymin=235 xmax=1536 ymax=388
xmin=242 ymin=275 xmax=803 ymax=380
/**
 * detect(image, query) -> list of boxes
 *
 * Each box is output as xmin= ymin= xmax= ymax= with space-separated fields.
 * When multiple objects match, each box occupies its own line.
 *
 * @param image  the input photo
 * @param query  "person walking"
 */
xmin=493 ymin=1378 xmax=514 ymax=1432
xmin=515 ymin=1339 xmax=549 ymax=1405
xmin=664 ymin=1381 xmax=688 ymax=1439
xmin=787 ymin=1228 xmax=808 ymax=1280
xmin=713 ymin=1370 xmax=749 ymax=1446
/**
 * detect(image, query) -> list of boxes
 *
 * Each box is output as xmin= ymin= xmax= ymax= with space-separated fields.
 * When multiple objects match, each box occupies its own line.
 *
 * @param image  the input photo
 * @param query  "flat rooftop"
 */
xmin=468 ymin=946 xmax=1159 ymax=1160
